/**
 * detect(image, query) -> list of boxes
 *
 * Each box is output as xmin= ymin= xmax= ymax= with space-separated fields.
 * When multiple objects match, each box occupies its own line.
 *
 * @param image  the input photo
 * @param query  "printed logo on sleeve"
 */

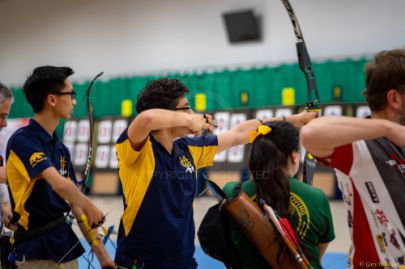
xmin=29 ymin=152 xmax=47 ymax=167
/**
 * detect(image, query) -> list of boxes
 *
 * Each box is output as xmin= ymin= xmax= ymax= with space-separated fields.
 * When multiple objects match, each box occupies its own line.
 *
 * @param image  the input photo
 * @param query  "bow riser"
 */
xmin=296 ymin=43 xmax=320 ymax=110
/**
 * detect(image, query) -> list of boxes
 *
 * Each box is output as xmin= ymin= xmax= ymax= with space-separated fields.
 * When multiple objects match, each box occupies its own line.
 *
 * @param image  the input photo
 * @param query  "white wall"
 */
xmin=1 ymin=0 xmax=404 ymax=86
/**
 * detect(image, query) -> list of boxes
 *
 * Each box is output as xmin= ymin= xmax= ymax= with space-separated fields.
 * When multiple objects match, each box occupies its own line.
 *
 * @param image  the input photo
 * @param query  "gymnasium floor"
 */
xmin=76 ymin=196 xmax=350 ymax=269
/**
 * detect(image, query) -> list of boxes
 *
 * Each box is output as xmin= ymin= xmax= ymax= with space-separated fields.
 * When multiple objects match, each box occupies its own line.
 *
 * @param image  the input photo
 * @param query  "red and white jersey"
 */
xmin=319 ymin=138 xmax=405 ymax=268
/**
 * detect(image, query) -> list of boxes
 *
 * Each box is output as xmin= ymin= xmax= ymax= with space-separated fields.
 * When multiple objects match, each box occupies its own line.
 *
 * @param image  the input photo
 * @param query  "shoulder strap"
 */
xmin=207 ymin=180 xmax=227 ymax=202
xmin=232 ymin=182 xmax=243 ymax=197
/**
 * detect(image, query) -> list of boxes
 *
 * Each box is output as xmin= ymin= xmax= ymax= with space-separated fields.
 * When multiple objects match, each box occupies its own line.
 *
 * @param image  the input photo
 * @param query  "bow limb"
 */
xmin=281 ymin=0 xmax=319 ymax=185
xmin=62 ymin=71 xmax=103 ymax=190
xmin=80 ymin=71 xmax=104 ymax=193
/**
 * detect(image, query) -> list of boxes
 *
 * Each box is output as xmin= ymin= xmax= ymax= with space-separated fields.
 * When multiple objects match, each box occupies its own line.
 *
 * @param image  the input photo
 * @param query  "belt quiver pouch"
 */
xmin=224 ymin=190 xmax=305 ymax=269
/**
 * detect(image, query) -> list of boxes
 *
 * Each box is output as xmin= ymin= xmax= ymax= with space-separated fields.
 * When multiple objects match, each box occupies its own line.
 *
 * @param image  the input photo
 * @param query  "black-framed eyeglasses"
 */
xmin=52 ymin=91 xmax=76 ymax=99
xmin=174 ymin=106 xmax=192 ymax=111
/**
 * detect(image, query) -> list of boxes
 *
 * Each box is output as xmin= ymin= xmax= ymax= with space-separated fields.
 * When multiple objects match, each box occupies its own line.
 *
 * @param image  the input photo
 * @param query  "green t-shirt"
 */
xmin=223 ymin=178 xmax=335 ymax=269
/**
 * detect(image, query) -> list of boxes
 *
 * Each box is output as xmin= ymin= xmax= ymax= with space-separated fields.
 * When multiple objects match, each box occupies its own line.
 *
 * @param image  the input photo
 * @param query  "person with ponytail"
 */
xmin=223 ymin=120 xmax=335 ymax=269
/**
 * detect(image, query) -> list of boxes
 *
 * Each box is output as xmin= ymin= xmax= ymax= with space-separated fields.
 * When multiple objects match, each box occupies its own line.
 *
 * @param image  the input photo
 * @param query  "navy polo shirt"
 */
xmin=115 ymin=131 xmax=218 ymax=269
xmin=6 ymin=119 xmax=84 ymax=262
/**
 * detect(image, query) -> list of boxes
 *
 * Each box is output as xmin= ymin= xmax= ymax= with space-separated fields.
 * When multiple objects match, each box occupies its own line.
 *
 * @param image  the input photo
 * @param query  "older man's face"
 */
xmin=0 ymin=98 xmax=12 ymax=132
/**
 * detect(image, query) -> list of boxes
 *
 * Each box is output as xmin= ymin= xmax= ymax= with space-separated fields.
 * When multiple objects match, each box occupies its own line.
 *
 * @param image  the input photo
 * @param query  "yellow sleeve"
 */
xmin=116 ymin=137 xmax=152 ymax=167
xmin=186 ymin=136 xmax=218 ymax=169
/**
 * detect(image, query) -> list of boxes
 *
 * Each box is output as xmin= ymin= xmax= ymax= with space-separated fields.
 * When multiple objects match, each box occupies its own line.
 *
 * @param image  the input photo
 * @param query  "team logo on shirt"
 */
xmin=385 ymin=153 xmax=405 ymax=174
xmin=59 ymin=156 xmax=68 ymax=176
xmin=29 ymin=152 xmax=47 ymax=167
xmin=347 ymin=210 xmax=353 ymax=228
xmin=365 ymin=181 xmax=380 ymax=203
xmin=289 ymin=192 xmax=310 ymax=239
xmin=375 ymin=209 xmax=389 ymax=228
xmin=390 ymin=229 xmax=401 ymax=250
xmin=376 ymin=232 xmax=387 ymax=253
xmin=179 ymin=156 xmax=194 ymax=174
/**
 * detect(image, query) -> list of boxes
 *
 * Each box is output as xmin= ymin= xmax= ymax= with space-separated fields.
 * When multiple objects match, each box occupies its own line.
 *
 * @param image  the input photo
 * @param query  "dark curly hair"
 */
xmin=136 ymin=78 xmax=189 ymax=113
xmin=23 ymin=66 xmax=74 ymax=113
xmin=364 ymin=49 xmax=405 ymax=112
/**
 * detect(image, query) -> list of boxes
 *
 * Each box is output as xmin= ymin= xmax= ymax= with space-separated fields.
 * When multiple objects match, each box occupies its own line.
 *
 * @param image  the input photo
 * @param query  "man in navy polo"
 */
xmin=6 ymin=66 xmax=114 ymax=269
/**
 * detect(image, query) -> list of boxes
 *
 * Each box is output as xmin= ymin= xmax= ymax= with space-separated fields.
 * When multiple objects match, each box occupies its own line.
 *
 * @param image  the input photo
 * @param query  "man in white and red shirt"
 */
xmin=301 ymin=49 xmax=405 ymax=269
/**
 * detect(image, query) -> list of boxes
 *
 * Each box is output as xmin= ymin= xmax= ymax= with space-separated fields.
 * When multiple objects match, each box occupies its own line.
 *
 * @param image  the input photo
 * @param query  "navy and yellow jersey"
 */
xmin=6 ymin=119 xmax=84 ymax=262
xmin=114 ymin=130 xmax=218 ymax=269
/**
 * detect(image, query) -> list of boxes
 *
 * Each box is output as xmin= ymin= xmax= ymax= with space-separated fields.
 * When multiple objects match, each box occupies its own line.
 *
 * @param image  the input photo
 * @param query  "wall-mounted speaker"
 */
xmin=222 ymin=9 xmax=261 ymax=43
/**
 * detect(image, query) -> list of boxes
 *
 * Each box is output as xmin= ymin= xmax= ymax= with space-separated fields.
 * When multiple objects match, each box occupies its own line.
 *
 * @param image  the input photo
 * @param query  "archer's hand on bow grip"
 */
xmin=188 ymin=113 xmax=215 ymax=135
xmin=81 ymin=195 xmax=106 ymax=229
xmin=305 ymin=99 xmax=321 ymax=113
xmin=289 ymin=111 xmax=318 ymax=129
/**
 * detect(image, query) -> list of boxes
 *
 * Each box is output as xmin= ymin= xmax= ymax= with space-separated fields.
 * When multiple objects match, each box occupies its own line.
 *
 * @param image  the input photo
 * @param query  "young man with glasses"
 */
xmin=5 ymin=66 xmax=114 ymax=269
xmin=114 ymin=78 xmax=316 ymax=269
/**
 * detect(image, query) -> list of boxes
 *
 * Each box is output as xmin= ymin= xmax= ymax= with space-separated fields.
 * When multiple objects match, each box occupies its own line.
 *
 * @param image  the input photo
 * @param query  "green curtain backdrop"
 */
xmin=9 ymin=57 xmax=369 ymax=120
